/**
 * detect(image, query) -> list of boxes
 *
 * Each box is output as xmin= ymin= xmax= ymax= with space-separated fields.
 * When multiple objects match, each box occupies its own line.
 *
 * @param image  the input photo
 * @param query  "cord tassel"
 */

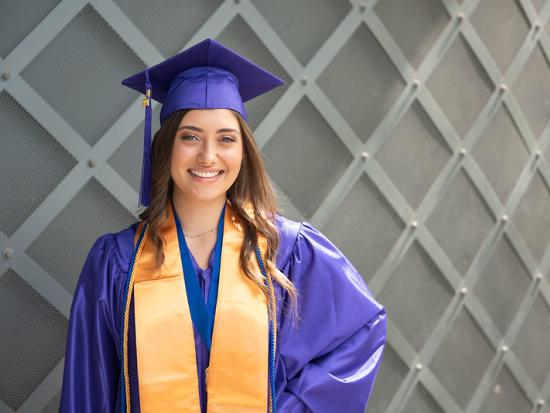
xmin=255 ymin=244 xmax=277 ymax=413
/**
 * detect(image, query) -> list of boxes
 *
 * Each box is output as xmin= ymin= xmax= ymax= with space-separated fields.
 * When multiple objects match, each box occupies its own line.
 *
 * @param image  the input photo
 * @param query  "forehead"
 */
xmin=180 ymin=109 xmax=239 ymax=128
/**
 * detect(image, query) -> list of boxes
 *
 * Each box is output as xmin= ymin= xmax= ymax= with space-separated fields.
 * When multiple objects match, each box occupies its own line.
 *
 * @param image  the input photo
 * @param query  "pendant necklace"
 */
xmin=184 ymin=225 xmax=218 ymax=238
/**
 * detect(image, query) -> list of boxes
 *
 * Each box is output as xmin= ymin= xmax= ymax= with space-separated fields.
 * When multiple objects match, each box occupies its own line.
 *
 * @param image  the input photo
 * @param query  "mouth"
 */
xmin=188 ymin=169 xmax=224 ymax=181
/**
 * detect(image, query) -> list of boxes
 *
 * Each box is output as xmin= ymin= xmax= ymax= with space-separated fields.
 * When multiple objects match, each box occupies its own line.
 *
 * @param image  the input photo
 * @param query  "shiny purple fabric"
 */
xmin=190 ymin=248 xmax=215 ymax=413
xmin=59 ymin=215 xmax=387 ymax=412
xmin=159 ymin=66 xmax=247 ymax=124
xmin=120 ymin=38 xmax=285 ymax=125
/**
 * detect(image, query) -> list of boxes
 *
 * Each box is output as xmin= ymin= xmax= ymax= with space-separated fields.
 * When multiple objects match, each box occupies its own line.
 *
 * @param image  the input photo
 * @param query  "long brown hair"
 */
xmin=138 ymin=109 xmax=298 ymax=315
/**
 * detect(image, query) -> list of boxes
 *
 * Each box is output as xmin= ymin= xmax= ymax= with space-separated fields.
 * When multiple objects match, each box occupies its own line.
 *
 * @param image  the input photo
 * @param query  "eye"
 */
xmin=220 ymin=136 xmax=236 ymax=142
xmin=181 ymin=135 xmax=198 ymax=141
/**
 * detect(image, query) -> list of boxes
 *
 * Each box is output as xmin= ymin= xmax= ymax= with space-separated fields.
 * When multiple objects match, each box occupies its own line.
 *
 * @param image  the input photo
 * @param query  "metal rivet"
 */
xmin=460 ymin=286 xmax=468 ymax=295
xmin=535 ymin=149 xmax=542 ymax=158
xmin=501 ymin=345 xmax=509 ymax=352
xmin=535 ymin=272 xmax=543 ymax=280
xmin=3 ymin=248 xmax=14 ymax=259
xmin=457 ymin=12 xmax=465 ymax=20
xmin=501 ymin=214 xmax=508 ymax=222
xmin=300 ymin=76 xmax=308 ymax=86
xmin=493 ymin=384 xmax=501 ymax=394
xmin=411 ymin=220 xmax=418 ymax=228
xmin=412 ymin=79 xmax=421 ymax=88
xmin=499 ymin=83 xmax=508 ymax=92
xmin=534 ymin=21 xmax=542 ymax=31
xmin=1 ymin=72 xmax=9 ymax=81
xmin=459 ymin=148 xmax=467 ymax=156
xmin=361 ymin=151 xmax=370 ymax=161
xmin=415 ymin=362 xmax=423 ymax=371
xmin=536 ymin=398 xmax=545 ymax=406
xmin=359 ymin=3 xmax=367 ymax=12
xmin=87 ymin=158 xmax=97 ymax=168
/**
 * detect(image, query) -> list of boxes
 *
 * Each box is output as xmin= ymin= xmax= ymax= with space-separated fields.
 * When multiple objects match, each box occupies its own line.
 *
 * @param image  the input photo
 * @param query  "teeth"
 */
xmin=191 ymin=169 xmax=221 ymax=178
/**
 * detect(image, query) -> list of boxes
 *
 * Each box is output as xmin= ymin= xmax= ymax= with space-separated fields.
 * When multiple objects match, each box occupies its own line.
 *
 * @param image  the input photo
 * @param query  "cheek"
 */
xmin=169 ymin=149 xmax=179 ymax=176
xmin=170 ymin=145 xmax=192 ymax=168
xmin=228 ymin=150 xmax=243 ymax=174
xmin=232 ymin=150 xmax=243 ymax=166
xmin=170 ymin=149 xmax=189 ymax=181
xmin=231 ymin=144 xmax=244 ymax=168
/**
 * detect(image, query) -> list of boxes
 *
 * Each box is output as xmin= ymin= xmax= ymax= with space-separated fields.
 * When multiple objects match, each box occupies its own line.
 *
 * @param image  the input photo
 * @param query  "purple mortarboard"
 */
xmin=121 ymin=38 xmax=285 ymax=206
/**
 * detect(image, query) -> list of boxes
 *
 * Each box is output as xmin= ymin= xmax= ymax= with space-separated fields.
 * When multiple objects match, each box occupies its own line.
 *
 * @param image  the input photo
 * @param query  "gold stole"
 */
xmin=131 ymin=201 xmax=269 ymax=412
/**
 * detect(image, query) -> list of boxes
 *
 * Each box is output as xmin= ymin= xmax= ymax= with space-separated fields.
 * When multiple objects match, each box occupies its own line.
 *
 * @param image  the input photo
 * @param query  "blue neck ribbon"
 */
xmin=173 ymin=201 xmax=226 ymax=351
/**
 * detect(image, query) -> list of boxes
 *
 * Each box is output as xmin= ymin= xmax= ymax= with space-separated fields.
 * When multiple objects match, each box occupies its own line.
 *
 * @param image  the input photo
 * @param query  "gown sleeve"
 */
xmin=277 ymin=222 xmax=386 ymax=413
xmin=59 ymin=234 xmax=121 ymax=413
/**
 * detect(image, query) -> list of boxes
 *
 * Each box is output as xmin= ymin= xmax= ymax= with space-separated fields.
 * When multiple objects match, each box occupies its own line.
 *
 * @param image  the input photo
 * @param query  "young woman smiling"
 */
xmin=60 ymin=38 xmax=387 ymax=413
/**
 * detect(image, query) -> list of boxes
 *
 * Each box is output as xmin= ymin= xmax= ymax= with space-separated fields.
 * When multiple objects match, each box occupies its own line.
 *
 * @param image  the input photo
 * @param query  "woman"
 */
xmin=60 ymin=38 xmax=386 ymax=413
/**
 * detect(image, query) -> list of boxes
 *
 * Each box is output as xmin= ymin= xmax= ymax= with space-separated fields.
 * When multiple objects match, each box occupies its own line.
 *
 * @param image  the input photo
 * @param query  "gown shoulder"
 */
xmin=273 ymin=214 xmax=387 ymax=412
xmin=59 ymin=222 xmax=141 ymax=412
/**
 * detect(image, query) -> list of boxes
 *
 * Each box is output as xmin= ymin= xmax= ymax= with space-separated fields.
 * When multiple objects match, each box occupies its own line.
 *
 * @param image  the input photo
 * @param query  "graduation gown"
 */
xmin=59 ymin=214 xmax=387 ymax=413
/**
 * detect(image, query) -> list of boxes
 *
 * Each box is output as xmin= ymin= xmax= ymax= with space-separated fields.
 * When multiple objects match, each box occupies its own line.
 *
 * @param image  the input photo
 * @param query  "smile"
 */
xmin=189 ymin=169 xmax=224 ymax=179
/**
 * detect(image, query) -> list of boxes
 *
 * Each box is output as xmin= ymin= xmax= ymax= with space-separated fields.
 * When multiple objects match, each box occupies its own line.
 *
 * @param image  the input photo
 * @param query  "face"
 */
xmin=170 ymin=109 xmax=243 ymax=204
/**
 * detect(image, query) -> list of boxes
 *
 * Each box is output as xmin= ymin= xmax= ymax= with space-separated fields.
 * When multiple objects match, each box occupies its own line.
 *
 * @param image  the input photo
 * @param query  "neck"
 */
xmin=171 ymin=192 xmax=227 ymax=236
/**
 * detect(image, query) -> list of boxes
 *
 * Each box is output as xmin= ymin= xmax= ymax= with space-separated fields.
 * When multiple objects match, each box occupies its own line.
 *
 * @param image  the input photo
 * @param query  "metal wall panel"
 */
xmin=1 ymin=0 xmax=549 ymax=412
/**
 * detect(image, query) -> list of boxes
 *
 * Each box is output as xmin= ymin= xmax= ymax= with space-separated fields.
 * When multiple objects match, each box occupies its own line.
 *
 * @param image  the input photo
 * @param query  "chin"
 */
xmin=174 ymin=186 xmax=228 ymax=204
xmin=194 ymin=193 xmax=226 ymax=203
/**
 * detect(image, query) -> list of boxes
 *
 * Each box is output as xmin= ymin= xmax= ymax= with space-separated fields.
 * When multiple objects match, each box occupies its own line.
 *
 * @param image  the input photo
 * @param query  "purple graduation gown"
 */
xmin=59 ymin=215 xmax=387 ymax=412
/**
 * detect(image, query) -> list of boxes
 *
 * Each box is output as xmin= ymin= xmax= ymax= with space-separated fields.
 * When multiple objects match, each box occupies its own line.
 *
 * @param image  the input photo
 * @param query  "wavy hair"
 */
xmin=138 ymin=109 xmax=297 ymax=316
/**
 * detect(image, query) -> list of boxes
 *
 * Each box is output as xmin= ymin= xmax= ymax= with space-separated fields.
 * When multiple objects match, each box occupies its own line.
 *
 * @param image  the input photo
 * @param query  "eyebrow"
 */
xmin=177 ymin=125 xmax=240 ymax=135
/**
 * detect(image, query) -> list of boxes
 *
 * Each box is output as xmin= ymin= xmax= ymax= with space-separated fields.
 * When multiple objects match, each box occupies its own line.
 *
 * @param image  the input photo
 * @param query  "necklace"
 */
xmin=184 ymin=225 xmax=218 ymax=238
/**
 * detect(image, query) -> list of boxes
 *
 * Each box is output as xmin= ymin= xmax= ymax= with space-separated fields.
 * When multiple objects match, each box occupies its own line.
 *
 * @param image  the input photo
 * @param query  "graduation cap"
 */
xmin=121 ymin=38 xmax=285 ymax=206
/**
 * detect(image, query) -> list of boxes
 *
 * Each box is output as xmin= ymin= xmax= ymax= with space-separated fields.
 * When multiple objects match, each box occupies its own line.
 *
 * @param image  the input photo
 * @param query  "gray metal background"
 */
xmin=1 ymin=0 xmax=550 ymax=412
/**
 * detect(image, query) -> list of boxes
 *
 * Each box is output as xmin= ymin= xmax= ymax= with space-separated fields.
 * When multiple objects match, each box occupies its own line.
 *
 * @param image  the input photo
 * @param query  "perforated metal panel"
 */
xmin=1 ymin=1 xmax=550 ymax=412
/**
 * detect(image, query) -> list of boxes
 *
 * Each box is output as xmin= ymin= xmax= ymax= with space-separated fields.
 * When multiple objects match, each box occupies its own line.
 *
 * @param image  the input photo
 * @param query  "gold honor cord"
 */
xmin=256 ymin=243 xmax=278 ymax=413
xmin=120 ymin=204 xmax=277 ymax=413
xmin=121 ymin=222 xmax=148 ymax=413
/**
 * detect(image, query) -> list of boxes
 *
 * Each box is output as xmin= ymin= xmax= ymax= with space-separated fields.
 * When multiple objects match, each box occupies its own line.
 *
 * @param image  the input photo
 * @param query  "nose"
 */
xmin=198 ymin=139 xmax=217 ymax=164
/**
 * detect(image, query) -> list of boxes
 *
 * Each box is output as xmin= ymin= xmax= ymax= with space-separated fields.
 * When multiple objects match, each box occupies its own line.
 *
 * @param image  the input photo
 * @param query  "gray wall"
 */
xmin=1 ymin=0 xmax=550 ymax=412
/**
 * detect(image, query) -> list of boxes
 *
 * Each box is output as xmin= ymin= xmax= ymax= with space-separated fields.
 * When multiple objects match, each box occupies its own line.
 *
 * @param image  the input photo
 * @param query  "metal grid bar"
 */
xmin=1 ymin=0 xmax=549 ymax=411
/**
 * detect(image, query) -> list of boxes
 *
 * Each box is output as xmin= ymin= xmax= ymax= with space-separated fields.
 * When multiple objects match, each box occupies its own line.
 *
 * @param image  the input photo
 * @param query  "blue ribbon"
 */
xmin=173 ymin=202 xmax=226 ymax=350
